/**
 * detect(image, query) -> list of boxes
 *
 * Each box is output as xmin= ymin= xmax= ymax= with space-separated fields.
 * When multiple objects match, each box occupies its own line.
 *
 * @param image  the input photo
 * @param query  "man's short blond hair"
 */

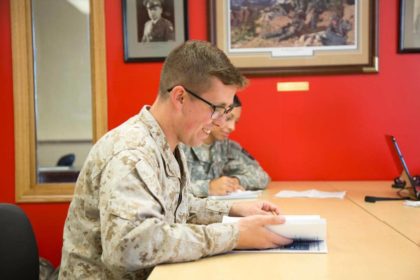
xmin=159 ymin=40 xmax=247 ymax=97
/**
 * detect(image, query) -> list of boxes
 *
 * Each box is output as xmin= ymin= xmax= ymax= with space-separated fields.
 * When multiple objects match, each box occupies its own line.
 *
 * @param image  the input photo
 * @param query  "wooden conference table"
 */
xmin=149 ymin=181 xmax=420 ymax=280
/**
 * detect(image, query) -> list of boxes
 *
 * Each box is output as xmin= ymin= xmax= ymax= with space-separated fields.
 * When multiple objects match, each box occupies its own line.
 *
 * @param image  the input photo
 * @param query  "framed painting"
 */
xmin=123 ymin=0 xmax=188 ymax=62
xmin=399 ymin=0 xmax=420 ymax=53
xmin=209 ymin=0 xmax=378 ymax=75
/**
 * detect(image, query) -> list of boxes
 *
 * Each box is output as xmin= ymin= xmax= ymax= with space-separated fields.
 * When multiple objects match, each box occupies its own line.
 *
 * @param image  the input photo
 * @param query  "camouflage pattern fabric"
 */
xmin=181 ymin=140 xmax=270 ymax=197
xmin=59 ymin=106 xmax=239 ymax=280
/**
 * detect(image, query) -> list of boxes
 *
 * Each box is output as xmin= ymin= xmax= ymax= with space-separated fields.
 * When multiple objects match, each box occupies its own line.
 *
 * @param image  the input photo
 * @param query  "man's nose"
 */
xmin=227 ymin=121 xmax=236 ymax=132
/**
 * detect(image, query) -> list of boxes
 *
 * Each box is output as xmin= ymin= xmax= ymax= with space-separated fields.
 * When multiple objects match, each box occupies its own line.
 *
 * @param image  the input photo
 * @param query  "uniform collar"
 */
xmin=138 ymin=106 xmax=182 ymax=178
xmin=190 ymin=141 xmax=223 ymax=162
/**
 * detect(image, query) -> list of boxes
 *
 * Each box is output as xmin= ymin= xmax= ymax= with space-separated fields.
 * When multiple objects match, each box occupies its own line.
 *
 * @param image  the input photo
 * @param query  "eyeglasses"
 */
xmin=167 ymin=86 xmax=234 ymax=120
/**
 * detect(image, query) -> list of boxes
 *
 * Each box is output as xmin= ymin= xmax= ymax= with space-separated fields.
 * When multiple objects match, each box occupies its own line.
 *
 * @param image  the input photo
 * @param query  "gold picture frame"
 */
xmin=209 ymin=0 xmax=378 ymax=75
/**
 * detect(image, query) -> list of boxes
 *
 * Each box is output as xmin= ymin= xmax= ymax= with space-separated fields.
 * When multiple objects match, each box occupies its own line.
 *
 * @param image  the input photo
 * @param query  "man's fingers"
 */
xmin=265 ymin=230 xmax=293 ymax=247
xmin=253 ymin=215 xmax=286 ymax=226
xmin=226 ymin=177 xmax=240 ymax=185
xmin=255 ymin=207 xmax=283 ymax=216
xmin=261 ymin=202 xmax=281 ymax=214
xmin=260 ymin=218 xmax=292 ymax=247
xmin=231 ymin=184 xmax=243 ymax=191
xmin=225 ymin=185 xmax=235 ymax=192
xmin=267 ymin=215 xmax=286 ymax=225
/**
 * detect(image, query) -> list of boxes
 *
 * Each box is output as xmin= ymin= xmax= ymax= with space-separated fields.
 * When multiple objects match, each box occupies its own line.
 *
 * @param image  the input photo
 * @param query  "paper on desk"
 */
xmin=404 ymin=200 xmax=420 ymax=207
xmin=208 ymin=190 xmax=262 ymax=200
xmin=275 ymin=189 xmax=346 ymax=199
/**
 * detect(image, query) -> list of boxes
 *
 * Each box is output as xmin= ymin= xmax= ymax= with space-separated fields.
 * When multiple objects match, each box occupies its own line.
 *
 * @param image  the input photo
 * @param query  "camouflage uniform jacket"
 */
xmin=59 ymin=106 xmax=239 ymax=280
xmin=181 ymin=140 xmax=271 ymax=197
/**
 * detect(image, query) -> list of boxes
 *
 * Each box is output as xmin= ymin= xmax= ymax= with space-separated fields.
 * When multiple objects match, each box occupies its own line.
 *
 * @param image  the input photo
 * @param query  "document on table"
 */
xmin=208 ymin=190 xmax=262 ymax=200
xmin=223 ymin=215 xmax=327 ymax=253
xmin=275 ymin=189 xmax=346 ymax=199
xmin=404 ymin=200 xmax=420 ymax=207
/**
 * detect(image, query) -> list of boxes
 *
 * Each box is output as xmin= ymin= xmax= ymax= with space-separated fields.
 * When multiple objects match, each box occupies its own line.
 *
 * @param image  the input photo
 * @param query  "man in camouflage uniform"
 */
xmin=141 ymin=0 xmax=175 ymax=42
xmin=59 ymin=40 xmax=291 ymax=279
xmin=182 ymin=96 xmax=270 ymax=197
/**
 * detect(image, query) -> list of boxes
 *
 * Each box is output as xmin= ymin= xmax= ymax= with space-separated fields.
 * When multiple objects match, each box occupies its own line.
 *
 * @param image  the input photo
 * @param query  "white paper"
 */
xmin=275 ymin=189 xmax=346 ymax=199
xmin=223 ymin=215 xmax=327 ymax=253
xmin=208 ymin=190 xmax=262 ymax=200
xmin=404 ymin=200 xmax=420 ymax=207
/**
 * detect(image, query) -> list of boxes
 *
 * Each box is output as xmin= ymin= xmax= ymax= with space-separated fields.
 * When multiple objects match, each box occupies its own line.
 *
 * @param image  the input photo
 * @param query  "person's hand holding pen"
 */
xmin=209 ymin=176 xmax=244 ymax=195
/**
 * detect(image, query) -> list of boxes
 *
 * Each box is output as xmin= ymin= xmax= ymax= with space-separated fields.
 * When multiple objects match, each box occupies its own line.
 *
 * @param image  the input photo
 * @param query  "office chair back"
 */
xmin=0 ymin=203 xmax=39 ymax=279
xmin=56 ymin=153 xmax=75 ymax=167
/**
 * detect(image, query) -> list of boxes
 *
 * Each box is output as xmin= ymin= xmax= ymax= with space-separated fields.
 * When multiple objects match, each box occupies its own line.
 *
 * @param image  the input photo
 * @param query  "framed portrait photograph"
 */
xmin=123 ymin=0 xmax=188 ymax=62
xmin=399 ymin=0 xmax=420 ymax=53
xmin=209 ymin=0 xmax=378 ymax=75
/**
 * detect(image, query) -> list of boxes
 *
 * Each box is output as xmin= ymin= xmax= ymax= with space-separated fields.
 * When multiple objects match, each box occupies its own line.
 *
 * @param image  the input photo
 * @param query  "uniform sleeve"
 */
xmin=181 ymin=145 xmax=211 ymax=198
xmin=223 ymin=141 xmax=271 ymax=190
xmin=98 ymin=151 xmax=238 ymax=273
xmin=189 ymin=179 xmax=211 ymax=198
xmin=186 ymin=192 xmax=233 ymax=225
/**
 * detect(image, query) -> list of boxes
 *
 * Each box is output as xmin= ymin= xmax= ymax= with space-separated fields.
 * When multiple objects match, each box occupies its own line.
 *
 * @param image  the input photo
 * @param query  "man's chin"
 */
xmin=215 ymin=134 xmax=229 ymax=141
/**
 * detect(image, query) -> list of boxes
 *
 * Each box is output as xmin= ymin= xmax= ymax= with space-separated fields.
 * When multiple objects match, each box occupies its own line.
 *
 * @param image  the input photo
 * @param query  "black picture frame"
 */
xmin=399 ymin=0 xmax=420 ymax=53
xmin=209 ymin=0 xmax=378 ymax=76
xmin=123 ymin=0 xmax=188 ymax=62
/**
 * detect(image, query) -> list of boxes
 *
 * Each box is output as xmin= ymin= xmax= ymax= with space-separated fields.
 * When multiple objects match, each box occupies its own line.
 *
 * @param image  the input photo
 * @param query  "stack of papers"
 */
xmin=223 ymin=215 xmax=327 ymax=253
xmin=208 ymin=190 xmax=262 ymax=200
xmin=275 ymin=189 xmax=346 ymax=199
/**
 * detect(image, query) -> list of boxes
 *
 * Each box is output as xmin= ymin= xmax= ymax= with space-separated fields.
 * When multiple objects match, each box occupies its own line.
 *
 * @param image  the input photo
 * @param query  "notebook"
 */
xmin=386 ymin=135 xmax=420 ymax=200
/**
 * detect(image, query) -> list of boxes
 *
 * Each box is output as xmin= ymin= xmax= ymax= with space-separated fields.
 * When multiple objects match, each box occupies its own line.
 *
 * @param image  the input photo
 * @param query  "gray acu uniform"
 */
xmin=181 ymin=140 xmax=270 ymax=198
xmin=59 ymin=106 xmax=238 ymax=280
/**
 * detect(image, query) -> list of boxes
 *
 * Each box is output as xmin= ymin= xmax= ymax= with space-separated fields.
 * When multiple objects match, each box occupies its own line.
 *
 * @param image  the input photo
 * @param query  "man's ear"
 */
xmin=169 ymin=86 xmax=184 ymax=110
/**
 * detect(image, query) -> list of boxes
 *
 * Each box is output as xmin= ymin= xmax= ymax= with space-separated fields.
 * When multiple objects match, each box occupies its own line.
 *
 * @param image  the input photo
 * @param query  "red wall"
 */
xmin=1 ymin=0 xmax=419 ymax=266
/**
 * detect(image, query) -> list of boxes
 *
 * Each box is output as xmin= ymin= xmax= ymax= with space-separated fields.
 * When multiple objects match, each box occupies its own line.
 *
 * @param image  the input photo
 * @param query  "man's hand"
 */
xmin=229 ymin=200 xmax=280 ymax=217
xmin=209 ymin=176 xmax=244 ymax=195
xmin=236 ymin=215 xmax=292 ymax=249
